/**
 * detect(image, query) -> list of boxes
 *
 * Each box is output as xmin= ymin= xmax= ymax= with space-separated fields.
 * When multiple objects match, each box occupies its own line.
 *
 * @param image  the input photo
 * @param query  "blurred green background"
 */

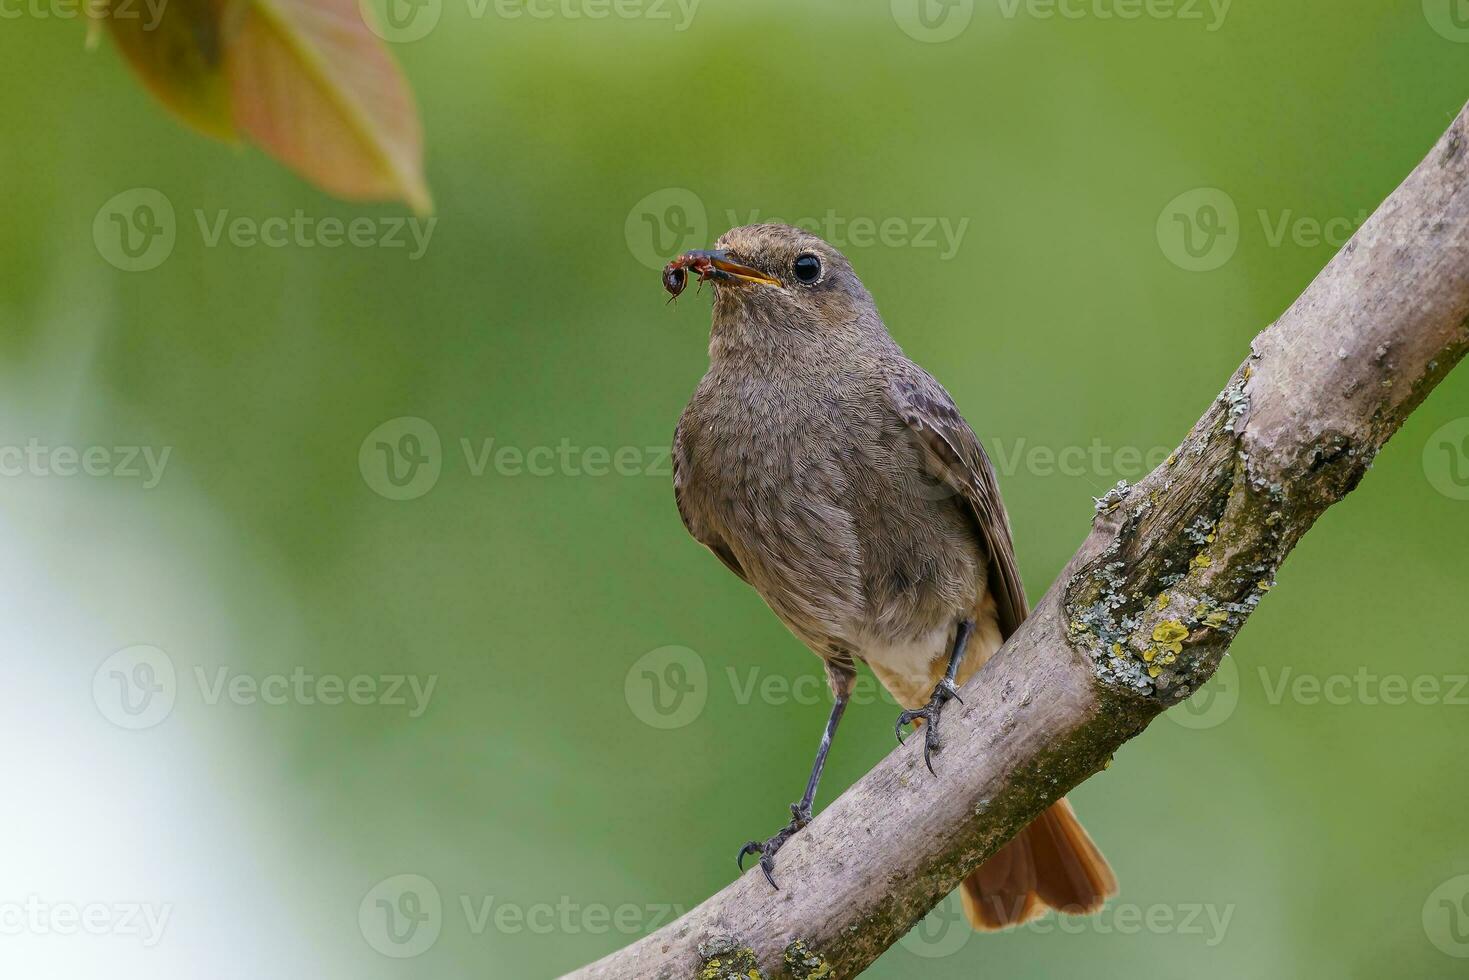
xmin=3 ymin=2 xmax=1469 ymax=977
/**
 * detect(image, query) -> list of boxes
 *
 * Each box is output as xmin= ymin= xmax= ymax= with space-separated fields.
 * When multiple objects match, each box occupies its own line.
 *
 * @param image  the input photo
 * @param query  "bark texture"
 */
xmin=564 ymin=102 xmax=1469 ymax=980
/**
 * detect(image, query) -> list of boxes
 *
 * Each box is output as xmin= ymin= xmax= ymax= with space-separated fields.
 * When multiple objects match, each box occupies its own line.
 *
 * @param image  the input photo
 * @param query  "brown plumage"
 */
xmin=668 ymin=223 xmax=1115 ymax=926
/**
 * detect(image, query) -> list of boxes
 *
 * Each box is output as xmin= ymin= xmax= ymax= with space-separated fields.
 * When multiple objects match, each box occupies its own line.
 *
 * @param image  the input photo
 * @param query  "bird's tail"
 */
xmin=960 ymin=798 xmax=1116 ymax=930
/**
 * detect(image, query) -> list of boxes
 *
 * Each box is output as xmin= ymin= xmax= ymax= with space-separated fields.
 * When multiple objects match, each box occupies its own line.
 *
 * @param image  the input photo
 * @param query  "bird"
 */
xmin=666 ymin=223 xmax=1116 ymax=931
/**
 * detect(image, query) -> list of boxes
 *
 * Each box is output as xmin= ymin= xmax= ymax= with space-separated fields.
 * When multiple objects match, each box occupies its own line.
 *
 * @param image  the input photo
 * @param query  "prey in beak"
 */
xmin=663 ymin=249 xmax=781 ymax=302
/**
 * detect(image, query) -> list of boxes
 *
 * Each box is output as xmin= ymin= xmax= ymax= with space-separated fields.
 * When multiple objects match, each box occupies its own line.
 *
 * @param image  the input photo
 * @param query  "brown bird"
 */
xmin=667 ymin=223 xmax=1116 ymax=930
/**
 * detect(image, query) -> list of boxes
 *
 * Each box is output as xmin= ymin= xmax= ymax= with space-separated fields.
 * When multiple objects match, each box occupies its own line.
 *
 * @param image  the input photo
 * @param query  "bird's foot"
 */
xmin=895 ymin=678 xmax=963 ymax=775
xmin=736 ymin=802 xmax=811 ymax=890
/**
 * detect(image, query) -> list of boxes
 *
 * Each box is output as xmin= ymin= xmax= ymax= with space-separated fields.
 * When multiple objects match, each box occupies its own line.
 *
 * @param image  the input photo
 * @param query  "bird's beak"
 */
xmin=688 ymin=249 xmax=782 ymax=288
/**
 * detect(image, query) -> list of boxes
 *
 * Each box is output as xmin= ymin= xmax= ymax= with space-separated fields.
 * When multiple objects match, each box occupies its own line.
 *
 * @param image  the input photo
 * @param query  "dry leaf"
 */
xmin=229 ymin=0 xmax=432 ymax=213
xmin=97 ymin=0 xmax=431 ymax=213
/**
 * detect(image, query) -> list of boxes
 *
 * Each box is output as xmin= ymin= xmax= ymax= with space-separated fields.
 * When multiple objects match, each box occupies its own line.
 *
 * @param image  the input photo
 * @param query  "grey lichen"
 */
xmin=1068 ymin=365 xmax=1281 ymax=699
xmin=1093 ymin=480 xmax=1132 ymax=513
xmin=1221 ymin=374 xmax=1251 ymax=433
xmin=782 ymin=939 xmax=834 ymax=979
xmin=1184 ymin=514 xmax=1217 ymax=546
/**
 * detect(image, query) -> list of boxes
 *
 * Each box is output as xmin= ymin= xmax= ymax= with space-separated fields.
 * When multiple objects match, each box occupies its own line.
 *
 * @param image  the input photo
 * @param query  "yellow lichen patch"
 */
xmin=1152 ymin=620 xmax=1187 ymax=657
xmin=1147 ymin=664 xmax=1162 ymax=678
xmin=1190 ymin=553 xmax=1213 ymax=570
xmin=1142 ymin=648 xmax=1156 ymax=663
xmin=1152 ymin=621 xmax=1189 ymax=645
xmin=1156 ymin=594 xmax=1169 ymax=611
xmin=698 ymin=939 xmax=763 ymax=980
xmin=1202 ymin=610 xmax=1230 ymax=630
xmin=1257 ymin=580 xmax=1274 ymax=592
xmin=1110 ymin=642 xmax=1125 ymax=659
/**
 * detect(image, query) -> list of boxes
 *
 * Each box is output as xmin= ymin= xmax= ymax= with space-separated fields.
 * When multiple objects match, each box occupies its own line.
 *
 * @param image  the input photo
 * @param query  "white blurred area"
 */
xmin=0 ymin=290 xmax=342 ymax=978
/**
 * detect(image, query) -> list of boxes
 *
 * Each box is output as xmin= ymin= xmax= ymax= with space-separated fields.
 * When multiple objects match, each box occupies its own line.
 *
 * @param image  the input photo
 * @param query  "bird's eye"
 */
xmin=792 ymin=253 xmax=822 ymax=284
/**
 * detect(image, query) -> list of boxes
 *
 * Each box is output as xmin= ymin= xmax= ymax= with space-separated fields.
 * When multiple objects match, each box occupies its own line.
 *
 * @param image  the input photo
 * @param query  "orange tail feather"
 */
xmin=961 ymin=798 xmax=1117 ymax=930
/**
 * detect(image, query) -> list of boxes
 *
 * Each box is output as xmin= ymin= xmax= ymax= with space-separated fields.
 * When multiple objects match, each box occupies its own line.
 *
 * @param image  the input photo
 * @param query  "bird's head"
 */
xmin=665 ymin=224 xmax=885 ymax=357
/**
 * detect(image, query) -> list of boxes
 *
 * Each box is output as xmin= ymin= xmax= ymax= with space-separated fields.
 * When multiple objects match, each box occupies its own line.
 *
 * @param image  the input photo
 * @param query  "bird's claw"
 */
xmin=735 ymin=803 xmax=811 ymax=890
xmin=894 ymin=678 xmax=963 ymax=775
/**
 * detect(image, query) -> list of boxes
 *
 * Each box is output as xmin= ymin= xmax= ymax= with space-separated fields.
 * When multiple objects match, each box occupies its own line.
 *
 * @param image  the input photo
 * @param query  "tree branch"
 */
xmin=566 ymin=102 xmax=1469 ymax=980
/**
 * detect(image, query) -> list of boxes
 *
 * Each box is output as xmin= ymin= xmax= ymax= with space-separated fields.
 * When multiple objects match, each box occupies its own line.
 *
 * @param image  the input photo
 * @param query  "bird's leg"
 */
xmin=736 ymin=693 xmax=849 ymax=890
xmin=895 ymin=619 xmax=974 ymax=775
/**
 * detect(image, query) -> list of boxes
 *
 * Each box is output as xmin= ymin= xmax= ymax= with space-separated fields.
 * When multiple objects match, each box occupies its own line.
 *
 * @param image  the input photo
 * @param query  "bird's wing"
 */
xmin=886 ymin=372 xmax=1030 ymax=638
xmin=672 ymin=414 xmax=750 ymax=585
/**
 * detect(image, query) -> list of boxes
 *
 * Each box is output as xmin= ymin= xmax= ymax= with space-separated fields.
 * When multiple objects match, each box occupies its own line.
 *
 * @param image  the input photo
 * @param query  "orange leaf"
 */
xmin=227 ymin=0 xmax=432 ymax=213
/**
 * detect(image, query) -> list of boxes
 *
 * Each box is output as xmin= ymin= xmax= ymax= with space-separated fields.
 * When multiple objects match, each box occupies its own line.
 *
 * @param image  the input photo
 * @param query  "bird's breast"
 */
xmin=681 ymin=371 xmax=985 ymax=654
